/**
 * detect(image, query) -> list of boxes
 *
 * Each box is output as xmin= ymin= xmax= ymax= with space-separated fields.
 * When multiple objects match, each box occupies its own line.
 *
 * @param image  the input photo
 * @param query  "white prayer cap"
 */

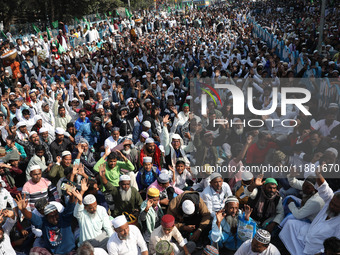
xmin=83 ymin=194 xmax=97 ymax=205
xmin=16 ymin=121 xmax=26 ymax=128
xmin=79 ymin=92 xmax=86 ymax=96
xmin=61 ymin=151 xmax=71 ymax=157
xmin=182 ymin=200 xmax=195 ymax=215
xmin=143 ymin=157 xmax=153 ymax=163
xmin=158 ymin=173 xmax=170 ymax=184
xmin=325 ymin=147 xmax=338 ymax=158
xmin=30 ymin=165 xmax=41 ymax=172
xmin=225 ymin=196 xmax=239 ymax=204
xmin=254 ymin=229 xmax=271 ymax=244
xmin=39 ymin=127 xmax=48 ymax=134
xmin=141 ymin=131 xmax=149 ymax=139
xmin=145 ymin=98 xmax=152 ymax=103
xmin=159 ymin=145 xmax=165 ymax=153
xmin=145 ymin=138 xmax=154 ymax=144
xmin=210 ymin=172 xmax=222 ymax=181
xmin=55 ymin=127 xmax=65 ymax=135
xmin=125 ymin=97 xmax=134 ymax=105
xmin=171 ymin=134 xmax=181 ymax=140
xmin=242 ymin=171 xmax=253 ymax=181
xmin=72 ymin=98 xmax=79 ymax=102
xmin=112 ymin=215 xmax=128 ymax=228
xmin=29 ymin=131 xmax=38 ymax=137
xmin=186 ymin=95 xmax=193 ymax=100
xmin=119 ymin=175 xmax=131 ymax=182
xmin=34 ymin=115 xmax=42 ymax=122
xmin=142 ymin=121 xmax=151 ymax=128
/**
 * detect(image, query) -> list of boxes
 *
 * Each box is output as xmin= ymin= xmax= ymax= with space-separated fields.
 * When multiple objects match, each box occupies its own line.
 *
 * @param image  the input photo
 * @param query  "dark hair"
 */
xmin=324 ymin=237 xmax=340 ymax=253
xmin=86 ymin=179 xmax=98 ymax=193
xmin=79 ymin=109 xmax=86 ymax=115
xmin=6 ymin=135 xmax=15 ymax=143
xmin=22 ymin=109 xmax=30 ymax=115
xmin=309 ymin=130 xmax=321 ymax=138
xmin=58 ymin=106 xmax=65 ymax=111
xmin=107 ymin=152 xmax=118 ymax=161
xmin=35 ymin=145 xmax=45 ymax=153
xmin=67 ymin=122 xmax=74 ymax=128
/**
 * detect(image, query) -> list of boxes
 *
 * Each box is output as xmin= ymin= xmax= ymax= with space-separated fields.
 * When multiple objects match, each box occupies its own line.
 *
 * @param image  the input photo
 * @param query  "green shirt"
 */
xmin=93 ymin=157 xmax=134 ymax=189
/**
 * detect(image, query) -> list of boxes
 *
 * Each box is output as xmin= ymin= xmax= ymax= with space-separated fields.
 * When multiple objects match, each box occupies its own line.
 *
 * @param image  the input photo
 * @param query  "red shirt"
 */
xmin=246 ymin=142 xmax=278 ymax=164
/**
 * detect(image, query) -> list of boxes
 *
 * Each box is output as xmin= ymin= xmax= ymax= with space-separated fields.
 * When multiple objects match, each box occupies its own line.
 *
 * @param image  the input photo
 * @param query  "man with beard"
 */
xmin=54 ymin=95 xmax=72 ymax=130
xmin=99 ymin=166 xmax=142 ymax=217
xmin=107 ymin=215 xmax=148 ymax=255
xmin=73 ymin=139 xmax=96 ymax=176
xmin=40 ymin=102 xmax=55 ymax=129
xmin=235 ymin=229 xmax=280 ymax=255
xmin=246 ymin=176 xmax=284 ymax=233
xmin=226 ymin=118 xmax=249 ymax=145
xmin=73 ymin=188 xmax=113 ymax=250
xmin=210 ymin=196 xmax=256 ymax=251
xmin=138 ymin=138 xmax=162 ymax=169
xmin=279 ymin=168 xmax=340 ymax=255
xmin=75 ymin=116 xmax=101 ymax=149
xmin=283 ymin=171 xmax=325 ymax=224
xmin=0 ymin=209 xmax=17 ymax=254
xmin=202 ymin=172 xmax=232 ymax=217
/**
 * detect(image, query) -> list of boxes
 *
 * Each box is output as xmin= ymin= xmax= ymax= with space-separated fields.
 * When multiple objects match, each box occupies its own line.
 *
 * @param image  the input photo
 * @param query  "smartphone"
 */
xmin=61 ymin=183 xmax=76 ymax=193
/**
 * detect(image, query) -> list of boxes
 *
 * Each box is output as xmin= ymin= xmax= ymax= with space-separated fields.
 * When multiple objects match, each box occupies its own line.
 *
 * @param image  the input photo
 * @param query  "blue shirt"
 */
xmin=75 ymin=117 xmax=90 ymax=131
xmin=30 ymin=202 xmax=76 ymax=254
xmin=75 ymin=123 xmax=99 ymax=147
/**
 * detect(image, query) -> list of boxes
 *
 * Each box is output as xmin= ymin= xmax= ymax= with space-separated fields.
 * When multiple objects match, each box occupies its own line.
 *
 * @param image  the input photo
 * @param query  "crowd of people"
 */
xmin=0 ymin=0 xmax=339 ymax=254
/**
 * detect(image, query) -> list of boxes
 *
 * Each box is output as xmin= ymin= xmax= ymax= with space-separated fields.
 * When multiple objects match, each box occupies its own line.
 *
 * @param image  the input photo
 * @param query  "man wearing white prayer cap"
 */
xmin=139 ymin=137 xmax=162 ymax=170
xmin=22 ymin=164 xmax=60 ymax=212
xmin=235 ymin=229 xmax=280 ymax=254
xmin=98 ymin=167 xmax=142 ymax=217
xmin=107 ymin=215 xmax=148 ymax=255
xmin=167 ymin=191 xmax=211 ymax=243
xmin=210 ymin=195 xmax=256 ymax=251
xmin=233 ymin=171 xmax=254 ymax=206
xmin=202 ymin=172 xmax=232 ymax=217
xmin=74 ymin=190 xmax=113 ymax=249
xmin=136 ymin=156 xmax=161 ymax=193
xmin=132 ymin=120 xmax=152 ymax=144
xmin=161 ymin=123 xmax=191 ymax=167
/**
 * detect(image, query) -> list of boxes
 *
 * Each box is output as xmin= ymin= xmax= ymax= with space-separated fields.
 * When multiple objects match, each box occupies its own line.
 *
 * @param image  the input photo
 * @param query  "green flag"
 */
xmin=104 ymin=13 xmax=108 ymax=20
xmin=109 ymin=11 xmax=112 ymax=15
xmin=96 ymin=13 xmax=101 ymax=20
xmin=1 ymin=30 xmax=7 ymax=39
xmin=83 ymin=17 xmax=91 ymax=29
xmin=46 ymin=27 xmax=52 ymax=40
xmin=180 ymin=2 xmax=182 ymax=9
xmin=52 ymin=20 xmax=59 ymax=29
xmin=116 ymin=10 xmax=120 ymax=16
xmin=32 ymin=24 xmax=41 ymax=33
xmin=125 ymin=8 xmax=132 ymax=18
xmin=168 ymin=6 xmax=171 ymax=13
xmin=75 ymin=17 xmax=80 ymax=24
xmin=58 ymin=43 xmax=65 ymax=54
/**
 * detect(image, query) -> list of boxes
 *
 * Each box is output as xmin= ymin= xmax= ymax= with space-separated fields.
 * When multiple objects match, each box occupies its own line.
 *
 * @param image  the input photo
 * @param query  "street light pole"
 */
xmin=317 ymin=0 xmax=326 ymax=52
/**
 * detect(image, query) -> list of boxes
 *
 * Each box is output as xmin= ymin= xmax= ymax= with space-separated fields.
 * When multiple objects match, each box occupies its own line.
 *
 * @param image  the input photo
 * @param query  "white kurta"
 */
xmin=235 ymin=239 xmax=281 ymax=255
xmin=279 ymin=181 xmax=340 ymax=255
xmin=107 ymin=225 xmax=148 ymax=255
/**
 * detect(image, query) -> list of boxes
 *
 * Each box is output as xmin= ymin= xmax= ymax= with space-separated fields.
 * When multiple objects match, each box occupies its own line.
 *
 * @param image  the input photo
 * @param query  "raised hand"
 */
xmin=253 ymin=174 xmax=265 ymax=186
xmin=215 ymin=209 xmax=226 ymax=225
xmin=80 ymin=178 xmax=89 ymax=192
xmin=72 ymin=164 xmax=79 ymax=176
xmin=99 ymin=164 xmax=106 ymax=178
xmin=15 ymin=193 xmax=28 ymax=211
xmin=244 ymin=205 xmax=253 ymax=221
xmin=163 ymin=115 xmax=170 ymax=126
xmin=77 ymin=143 xmax=84 ymax=154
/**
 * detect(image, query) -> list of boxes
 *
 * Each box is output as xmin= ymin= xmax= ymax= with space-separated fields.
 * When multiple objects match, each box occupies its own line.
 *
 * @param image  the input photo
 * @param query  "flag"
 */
xmin=52 ymin=20 xmax=59 ymax=29
xmin=0 ymin=30 xmax=7 ymax=39
xmin=96 ymin=13 xmax=101 ymax=20
xmin=46 ymin=27 xmax=52 ymax=40
xmin=168 ymin=6 xmax=171 ymax=13
xmin=116 ymin=10 xmax=120 ymax=16
xmin=75 ymin=17 xmax=80 ymax=24
xmin=109 ymin=11 xmax=112 ymax=15
xmin=125 ymin=8 xmax=132 ymax=18
xmin=32 ymin=24 xmax=41 ymax=33
xmin=58 ymin=43 xmax=65 ymax=54
xmin=180 ymin=2 xmax=182 ymax=9
xmin=104 ymin=13 xmax=108 ymax=20
xmin=83 ymin=17 xmax=91 ymax=29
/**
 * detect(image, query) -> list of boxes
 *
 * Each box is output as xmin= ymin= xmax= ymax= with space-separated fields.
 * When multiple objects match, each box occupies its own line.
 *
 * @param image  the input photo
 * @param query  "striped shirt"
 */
xmin=22 ymin=178 xmax=60 ymax=211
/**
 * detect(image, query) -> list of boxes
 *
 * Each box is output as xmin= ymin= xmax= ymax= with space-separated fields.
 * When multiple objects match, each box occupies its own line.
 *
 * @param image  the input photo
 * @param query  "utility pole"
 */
xmin=128 ymin=0 xmax=131 ymax=12
xmin=317 ymin=0 xmax=326 ymax=52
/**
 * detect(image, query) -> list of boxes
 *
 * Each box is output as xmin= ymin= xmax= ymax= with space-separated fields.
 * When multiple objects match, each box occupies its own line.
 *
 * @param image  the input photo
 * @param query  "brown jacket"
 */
xmin=167 ymin=191 xmax=211 ymax=231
